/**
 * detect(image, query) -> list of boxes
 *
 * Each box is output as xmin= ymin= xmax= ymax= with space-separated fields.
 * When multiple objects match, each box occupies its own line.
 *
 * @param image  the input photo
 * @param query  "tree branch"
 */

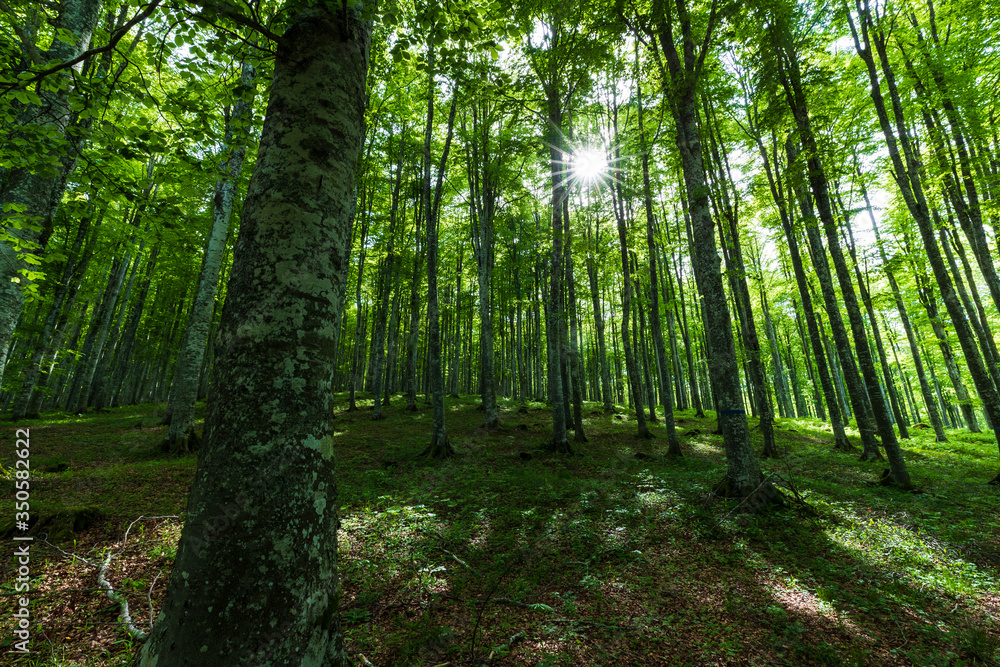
xmin=0 ymin=0 xmax=45 ymax=67
xmin=184 ymin=0 xmax=281 ymax=43
xmin=1 ymin=0 xmax=163 ymax=95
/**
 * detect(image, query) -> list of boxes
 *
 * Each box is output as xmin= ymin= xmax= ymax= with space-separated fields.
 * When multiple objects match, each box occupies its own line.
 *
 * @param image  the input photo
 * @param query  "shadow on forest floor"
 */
xmin=1 ymin=395 xmax=998 ymax=665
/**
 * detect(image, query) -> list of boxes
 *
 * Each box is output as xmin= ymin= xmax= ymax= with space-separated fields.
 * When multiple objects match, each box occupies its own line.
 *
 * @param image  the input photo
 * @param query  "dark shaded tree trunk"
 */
xmin=138 ymin=6 xmax=368 ymax=663
xmin=420 ymin=50 xmax=458 ymax=459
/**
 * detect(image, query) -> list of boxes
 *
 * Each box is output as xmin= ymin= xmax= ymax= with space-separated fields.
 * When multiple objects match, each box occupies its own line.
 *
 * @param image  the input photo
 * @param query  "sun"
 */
xmin=572 ymin=146 xmax=607 ymax=184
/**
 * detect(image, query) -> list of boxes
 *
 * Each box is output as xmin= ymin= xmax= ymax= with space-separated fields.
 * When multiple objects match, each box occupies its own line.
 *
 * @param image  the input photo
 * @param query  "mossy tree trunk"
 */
xmin=137 ymin=6 xmax=369 ymax=664
xmin=653 ymin=0 xmax=773 ymax=499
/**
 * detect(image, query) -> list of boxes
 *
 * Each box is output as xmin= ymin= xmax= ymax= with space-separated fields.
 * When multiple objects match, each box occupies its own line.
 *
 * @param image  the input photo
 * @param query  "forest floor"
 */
xmin=1 ymin=395 xmax=999 ymax=666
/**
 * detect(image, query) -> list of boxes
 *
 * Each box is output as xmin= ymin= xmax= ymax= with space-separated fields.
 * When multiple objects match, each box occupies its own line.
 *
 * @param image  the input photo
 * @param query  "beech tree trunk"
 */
xmin=138 ymin=6 xmax=368 ymax=664
xmin=420 ymin=49 xmax=457 ymax=458
xmin=653 ymin=0 xmax=772 ymax=499
xmin=163 ymin=58 xmax=257 ymax=451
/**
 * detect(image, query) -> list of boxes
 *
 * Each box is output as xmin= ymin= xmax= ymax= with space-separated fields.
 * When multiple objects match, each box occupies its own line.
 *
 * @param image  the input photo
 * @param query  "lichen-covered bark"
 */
xmin=165 ymin=59 xmax=256 ymax=451
xmin=137 ymin=7 xmax=368 ymax=665
xmin=654 ymin=0 xmax=768 ymax=495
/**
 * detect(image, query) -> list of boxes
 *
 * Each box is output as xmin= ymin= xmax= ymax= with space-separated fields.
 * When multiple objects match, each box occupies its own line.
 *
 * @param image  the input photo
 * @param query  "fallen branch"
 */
xmin=38 ymin=536 xmax=96 ymax=567
xmin=436 ymin=545 xmax=478 ymax=576
xmin=42 ymin=515 xmax=179 ymax=643
xmin=97 ymin=549 xmax=148 ymax=641
xmin=147 ymin=570 xmax=163 ymax=632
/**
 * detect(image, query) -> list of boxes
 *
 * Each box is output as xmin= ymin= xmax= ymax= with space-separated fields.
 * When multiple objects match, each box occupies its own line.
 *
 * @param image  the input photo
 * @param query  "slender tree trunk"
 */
xmin=372 ymin=129 xmax=406 ymax=421
xmin=848 ymin=3 xmax=1000 ymax=483
xmin=163 ymin=58 xmax=256 ymax=451
xmin=637 ymin=71 xmax=680 ymax=454
xmin=11 ymin=206 xmax=96 ymax=419
xmin=466 ymin=108 xmax=500 ymax=429
xmin=754 ymin=132 xmax=849 ymax=449
xmin=865 ymin=181 xmax=948 ymax=441
xmin=837 ymin=199 xmax=910 ymax=439
xmin=0 ymin=0 xmax=103 ymax=390
xmin=585 ymin=223 xmax=614 ymax=414
xmin=420 ymin=51 xmax=458 ymax=458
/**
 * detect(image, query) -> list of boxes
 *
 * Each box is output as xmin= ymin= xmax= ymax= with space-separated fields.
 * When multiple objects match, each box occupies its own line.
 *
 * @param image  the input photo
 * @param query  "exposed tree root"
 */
xmin=420 ymin=436 xmax=455 ymax=458
xmin=545 ymin=438 xmax=574 ymax=455
xmin=989 ymin=471 xmax=1000 ymax=486
xmin=636 ymin=427 xmax=654 ymax=440
xmin=832 ymin=437 xmax=854 ymax=453
xmin=859 ymin=448 xmax=884 ymax=462
xmin=876 ymin=468 xmax=919 ymax=491
xmin=160 ymin=431 xmax=200 ymax=456
xmin=712 ymin=474 xmax=786 ymax=513
xmin=573 ymin=431 xmax=588 ymax=443
xmin=664 ymin=443 xmax=683 ymax=459
xmin=371 ymin=413 xmax=386 ymax=421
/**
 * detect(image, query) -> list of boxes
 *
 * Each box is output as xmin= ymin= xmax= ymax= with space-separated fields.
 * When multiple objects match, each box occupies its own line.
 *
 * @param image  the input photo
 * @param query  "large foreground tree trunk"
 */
xmin=138 ymin=7 xmax=369 ymax=664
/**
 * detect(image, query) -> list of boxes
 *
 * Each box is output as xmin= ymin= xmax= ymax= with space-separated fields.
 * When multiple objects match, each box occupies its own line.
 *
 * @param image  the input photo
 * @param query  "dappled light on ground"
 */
xmin=1 ymin=394 xmax=997 ymax=665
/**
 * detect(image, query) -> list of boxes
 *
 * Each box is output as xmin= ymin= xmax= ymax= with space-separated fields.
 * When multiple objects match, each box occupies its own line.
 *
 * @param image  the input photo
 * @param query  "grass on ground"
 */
xmin=1 ymin=394 xmax=999 ymax=666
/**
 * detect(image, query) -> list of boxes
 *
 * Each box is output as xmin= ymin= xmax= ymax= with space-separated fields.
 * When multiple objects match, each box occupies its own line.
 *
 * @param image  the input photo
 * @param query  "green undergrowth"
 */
xmin=1 ymin=394 xmax=998 ymax=665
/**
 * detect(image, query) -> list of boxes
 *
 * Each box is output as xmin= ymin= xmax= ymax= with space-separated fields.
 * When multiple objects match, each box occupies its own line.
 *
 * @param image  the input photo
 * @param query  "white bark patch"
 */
xmin=303 ymin=434 xmax=335 ymax=460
